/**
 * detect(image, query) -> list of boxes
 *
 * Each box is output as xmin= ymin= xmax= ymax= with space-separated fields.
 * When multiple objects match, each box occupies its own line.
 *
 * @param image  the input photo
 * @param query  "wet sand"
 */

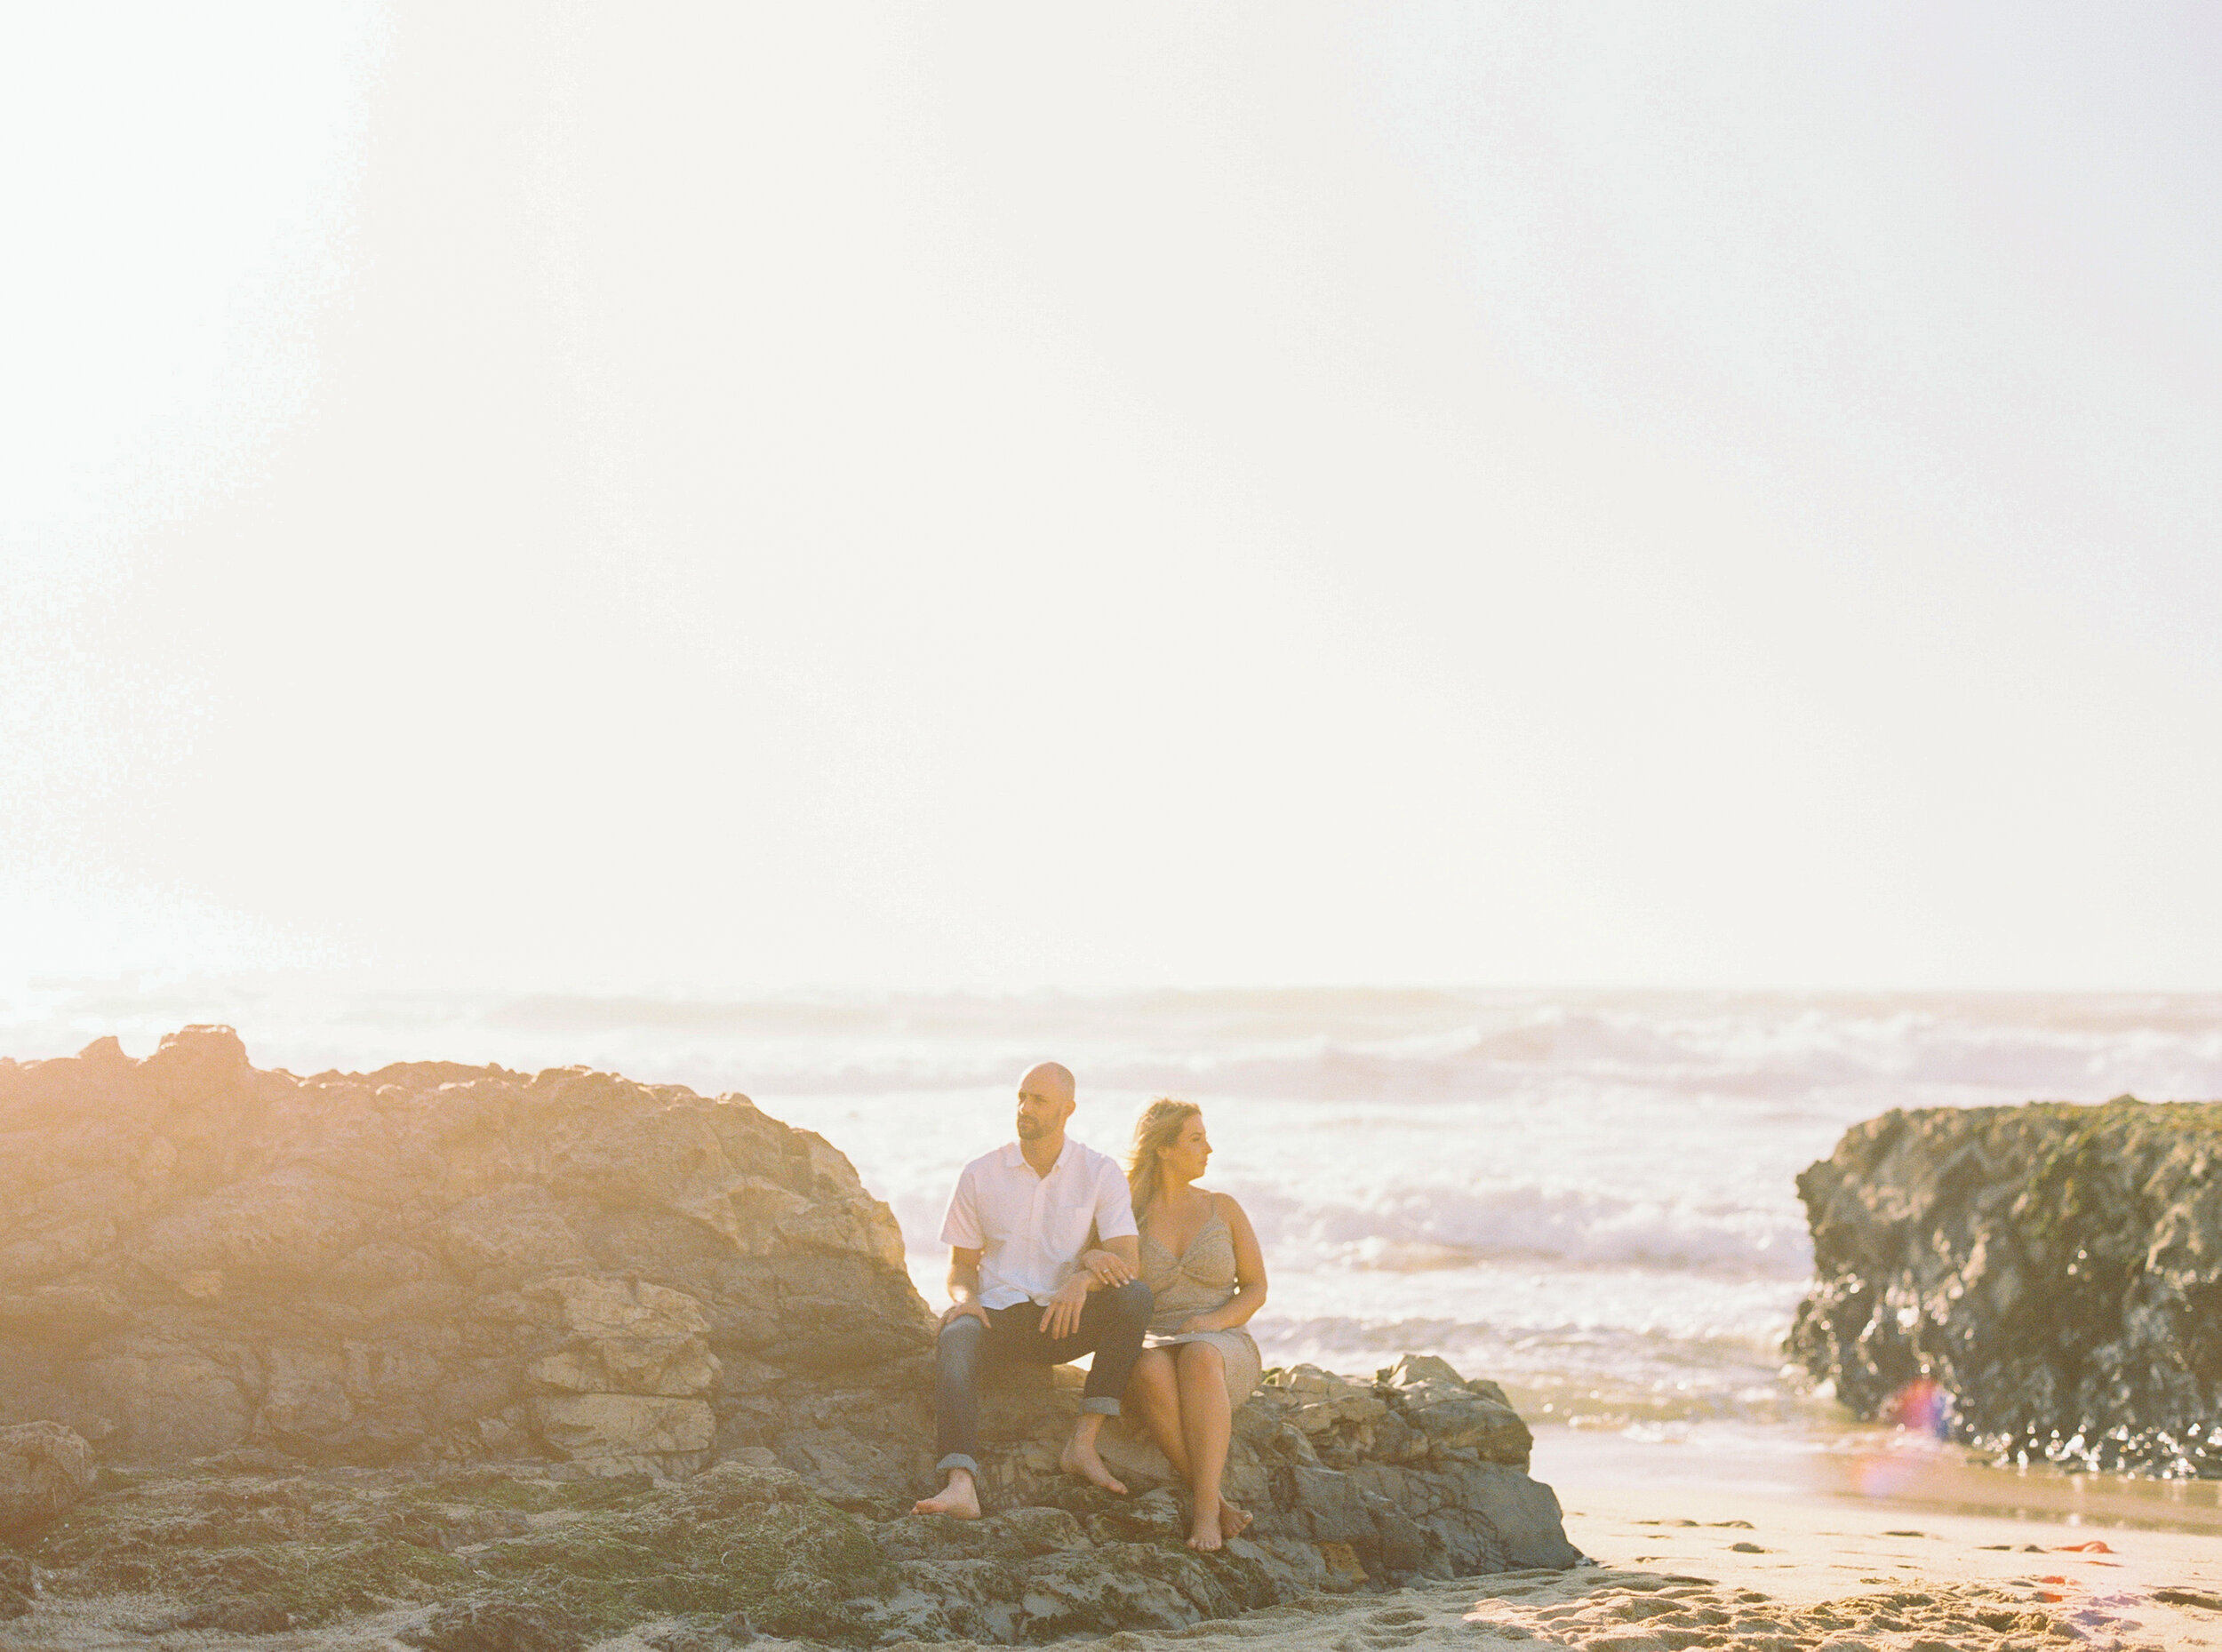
xmin=1539 ymin=1426 xmax=2222 ymax=1648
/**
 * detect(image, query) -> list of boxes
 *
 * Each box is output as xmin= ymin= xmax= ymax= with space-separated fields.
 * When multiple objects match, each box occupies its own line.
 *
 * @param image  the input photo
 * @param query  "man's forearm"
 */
xmin=947 ymin=1263 xmax=983 ymax=1306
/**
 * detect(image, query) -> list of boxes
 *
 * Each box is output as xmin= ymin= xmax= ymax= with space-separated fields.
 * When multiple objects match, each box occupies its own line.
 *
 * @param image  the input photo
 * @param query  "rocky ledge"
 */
xmin=1788 ymin=1097 xmax=2222 ymax=1476
xmin=0 ymin=1028 xmax=1579 ymax=1644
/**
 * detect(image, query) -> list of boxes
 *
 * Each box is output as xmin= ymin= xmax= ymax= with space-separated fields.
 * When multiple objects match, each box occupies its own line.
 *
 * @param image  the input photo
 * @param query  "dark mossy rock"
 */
xmin=402 ymin=1599 xmax=590 ymax=1652
xmin=0 ymin=1552 xmax=33 ymax=1618
xmin=1788 ymin=1097 xmax=2222 ymax=1475
xmin=23 ymin=1363 xmax=1579 ymax=1647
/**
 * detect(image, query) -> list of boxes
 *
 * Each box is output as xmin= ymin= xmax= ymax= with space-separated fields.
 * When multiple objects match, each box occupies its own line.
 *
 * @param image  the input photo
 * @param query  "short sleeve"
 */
xmin=1091 ymin=1155 xmax=1139 ymax=1242
xmin=939 ymin=1165 xmax=985 ymax=1249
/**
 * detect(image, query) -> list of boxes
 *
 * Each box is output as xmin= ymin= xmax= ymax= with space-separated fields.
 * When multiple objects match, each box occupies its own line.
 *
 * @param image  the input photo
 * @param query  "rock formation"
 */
xmin=0 ymin=1025 xmax=924 ymax=1478
xmin=0 ymin=1027 xmax=1579 ymax=1644
xmin=1788 ymin=1097 xmax=2222 ymax=1476
xmin=0 ymin=1421 xmax=92 ymax=1544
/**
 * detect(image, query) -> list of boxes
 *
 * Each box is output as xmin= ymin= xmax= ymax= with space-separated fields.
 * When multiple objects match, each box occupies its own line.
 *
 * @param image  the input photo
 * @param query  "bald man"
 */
xmin=914 ymin=1061 xmax=1152 ymax=1518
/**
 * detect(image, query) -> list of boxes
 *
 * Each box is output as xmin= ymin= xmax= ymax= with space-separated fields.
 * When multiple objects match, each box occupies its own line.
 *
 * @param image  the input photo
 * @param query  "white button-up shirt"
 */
xmin=938 ymin=1139 xmax=1139 ymax=1309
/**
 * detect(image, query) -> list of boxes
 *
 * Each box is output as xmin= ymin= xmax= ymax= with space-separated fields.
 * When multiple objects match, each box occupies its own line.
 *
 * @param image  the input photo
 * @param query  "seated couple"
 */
xmin=914 ymin=1062 xmax=1267 ymax=1551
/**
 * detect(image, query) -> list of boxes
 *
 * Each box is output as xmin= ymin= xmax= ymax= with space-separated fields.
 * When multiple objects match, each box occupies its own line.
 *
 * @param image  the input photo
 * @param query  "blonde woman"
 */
xmin=1118 ymin=1097 xmax=1267 ymax=1550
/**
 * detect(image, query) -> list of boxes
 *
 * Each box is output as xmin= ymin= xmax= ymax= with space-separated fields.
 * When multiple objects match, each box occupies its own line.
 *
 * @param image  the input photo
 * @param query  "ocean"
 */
xmin=10 ymin=982 xmax=2222 ymax=1471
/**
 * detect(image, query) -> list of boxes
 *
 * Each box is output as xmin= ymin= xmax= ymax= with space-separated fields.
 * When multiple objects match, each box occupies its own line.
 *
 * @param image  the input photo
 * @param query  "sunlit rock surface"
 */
xmin=1788 ymin=1097 xmax=2222 ymax=1475
xmin=0 ymin=1025 xmax=927 ymax=1477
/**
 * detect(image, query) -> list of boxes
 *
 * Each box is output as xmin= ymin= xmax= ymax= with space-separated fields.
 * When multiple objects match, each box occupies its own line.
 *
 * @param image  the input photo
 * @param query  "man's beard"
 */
xmin=1015 ymin=1114 xmax=1047 ymax=1138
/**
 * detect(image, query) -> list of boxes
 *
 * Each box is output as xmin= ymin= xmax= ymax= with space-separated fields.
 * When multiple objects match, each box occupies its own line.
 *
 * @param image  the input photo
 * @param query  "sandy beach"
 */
xmin=1532 ymin=1430 xmax=2222 ymax=1650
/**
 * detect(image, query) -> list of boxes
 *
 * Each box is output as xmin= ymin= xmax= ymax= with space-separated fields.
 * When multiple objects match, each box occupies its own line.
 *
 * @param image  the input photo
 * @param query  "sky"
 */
xmin=4 ymin=3 xmax=2220 ymax=993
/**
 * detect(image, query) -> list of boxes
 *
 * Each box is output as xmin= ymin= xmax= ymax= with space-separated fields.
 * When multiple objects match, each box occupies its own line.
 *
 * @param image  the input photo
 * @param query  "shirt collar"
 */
xmin=1001 ymin=1139 xmax=1074 ymax=1175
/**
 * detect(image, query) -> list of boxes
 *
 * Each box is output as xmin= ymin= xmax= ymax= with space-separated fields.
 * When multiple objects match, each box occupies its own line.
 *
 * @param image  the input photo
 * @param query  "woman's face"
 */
xmin=1165 ymin=1113 xmax=1211 ymax=1183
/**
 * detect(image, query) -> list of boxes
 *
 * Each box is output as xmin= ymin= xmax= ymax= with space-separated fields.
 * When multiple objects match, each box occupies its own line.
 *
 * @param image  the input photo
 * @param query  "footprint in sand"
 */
xmin=2154 ymin=1588 xmax=2222 ymax=1612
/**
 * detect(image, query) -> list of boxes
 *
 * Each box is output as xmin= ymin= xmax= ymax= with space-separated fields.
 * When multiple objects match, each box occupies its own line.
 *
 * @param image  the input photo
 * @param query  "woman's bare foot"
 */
xmin=912 ymin=1471 xmax=981 ymax=1519
xmin=1218 ymin=1500 xmax=1252 ymax=1540
xmin=1187 ymin=1511 xmax=1225 ymax=1551
xmin=1059 ymin=1436 xmax=1129 ymax=1495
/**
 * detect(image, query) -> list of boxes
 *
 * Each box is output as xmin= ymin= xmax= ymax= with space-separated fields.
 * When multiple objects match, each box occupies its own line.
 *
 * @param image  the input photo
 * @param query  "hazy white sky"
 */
xmin=4 ymin=3 xmax=2219 ymax=991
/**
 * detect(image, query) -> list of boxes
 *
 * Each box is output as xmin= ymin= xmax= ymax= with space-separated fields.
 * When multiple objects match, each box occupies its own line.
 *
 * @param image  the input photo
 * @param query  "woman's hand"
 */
xmin=1080 ymin=1248 xmax=1134 ymax=1288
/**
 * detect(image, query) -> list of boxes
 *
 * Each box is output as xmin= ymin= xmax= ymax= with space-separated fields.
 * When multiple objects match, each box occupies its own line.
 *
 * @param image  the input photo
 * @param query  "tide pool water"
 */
xmin=8 ymin=983 xmax=2222 ymax=1446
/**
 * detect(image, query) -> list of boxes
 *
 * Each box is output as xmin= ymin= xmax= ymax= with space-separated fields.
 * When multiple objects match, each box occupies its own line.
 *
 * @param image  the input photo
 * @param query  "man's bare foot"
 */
xmin=1218 ymin=1500 xmax=1252 ymax=1540
xmin=1058 ymin=1436 xmax=1128 ymax=1496
xmin=913 ymin=1472 xmax=981 ymax=1519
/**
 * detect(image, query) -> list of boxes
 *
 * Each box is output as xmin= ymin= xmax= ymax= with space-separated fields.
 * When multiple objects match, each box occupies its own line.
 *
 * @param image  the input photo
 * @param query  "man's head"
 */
xmin=1014 ymin=1061 xmax=1076 ymax=1142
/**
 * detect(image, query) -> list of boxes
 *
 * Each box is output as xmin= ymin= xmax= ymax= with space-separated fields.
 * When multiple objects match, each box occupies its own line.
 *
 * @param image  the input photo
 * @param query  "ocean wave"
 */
xmin=1229 ymin=1178 xmax=1812 ymax=1278
xmin=1243 ymin=1311 xmax=1821 ymax=1427
xmin=586 ymin=996 xmax=2222 ymax=1110
xmin=79 ymin=986 xmax=2207 ymax=1109
xmin=1098 ymin=1005 xmax=2222 ymax=1108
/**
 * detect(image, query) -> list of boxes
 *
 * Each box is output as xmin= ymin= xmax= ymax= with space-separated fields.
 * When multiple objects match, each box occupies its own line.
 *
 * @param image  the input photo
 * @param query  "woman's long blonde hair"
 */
xmin=1126 ymin=1097 xmax=1201 ymax=1219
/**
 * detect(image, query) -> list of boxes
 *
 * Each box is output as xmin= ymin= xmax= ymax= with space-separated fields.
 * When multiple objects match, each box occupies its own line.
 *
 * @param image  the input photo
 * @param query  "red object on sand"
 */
xmin=2055 ymin=1541 xmax=2113 ymax=1553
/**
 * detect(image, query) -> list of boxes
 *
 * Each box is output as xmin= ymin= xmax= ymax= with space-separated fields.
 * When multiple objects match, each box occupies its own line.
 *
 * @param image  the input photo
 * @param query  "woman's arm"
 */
xmin=1179 ymin=1193 xmax=1268 ymax=1333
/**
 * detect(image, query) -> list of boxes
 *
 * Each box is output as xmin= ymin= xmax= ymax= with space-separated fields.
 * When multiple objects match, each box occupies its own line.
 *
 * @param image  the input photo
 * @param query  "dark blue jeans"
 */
xmin=934 ymin=1280 xmax=1153 ymax=1475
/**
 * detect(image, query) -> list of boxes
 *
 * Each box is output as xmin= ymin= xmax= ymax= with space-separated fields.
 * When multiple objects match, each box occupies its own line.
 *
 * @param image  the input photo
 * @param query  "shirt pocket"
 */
xmin=1041 ymin=1194 xmax=1098 ymax=1263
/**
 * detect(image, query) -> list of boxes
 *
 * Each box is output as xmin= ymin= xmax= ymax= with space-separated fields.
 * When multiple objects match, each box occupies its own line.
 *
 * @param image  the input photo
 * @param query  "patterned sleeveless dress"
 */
xmin=1139 ymin=1203 xmax=1261 ymax=1411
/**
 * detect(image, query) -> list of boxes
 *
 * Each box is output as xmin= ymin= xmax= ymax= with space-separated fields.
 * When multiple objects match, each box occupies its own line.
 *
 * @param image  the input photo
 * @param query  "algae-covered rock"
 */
xmin=1788 ymin=1097 xmax=2222 ymax=1474
xmin=33 ymin=1459 xmax=886 ymax=1640
xmin=21 ymin=1349 xmax=1579 ymax=1647
xmin=0 ymin=1420 xmax=93 ymax=1539
xmin=402 ymin=1599 xmax=589 ymax=1652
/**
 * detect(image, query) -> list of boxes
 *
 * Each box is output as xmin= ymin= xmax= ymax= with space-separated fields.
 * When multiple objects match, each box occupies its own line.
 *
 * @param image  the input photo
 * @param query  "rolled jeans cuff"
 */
xmin=937 ymin=1453 xmax=979 ymax=1475
xmin=1079 ymin=1396 xmax=1122 ymax=1416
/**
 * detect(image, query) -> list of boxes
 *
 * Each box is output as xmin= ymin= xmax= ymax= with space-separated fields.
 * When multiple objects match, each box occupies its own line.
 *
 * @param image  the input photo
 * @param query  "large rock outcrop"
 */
xmin=1788 ymin=1097 xmax=2222 ymax=1475
xmin=0 ymin=1026 xmax=928 ymax=1477
xmin=0 ymin=1028 xmax=1579 ymax=1642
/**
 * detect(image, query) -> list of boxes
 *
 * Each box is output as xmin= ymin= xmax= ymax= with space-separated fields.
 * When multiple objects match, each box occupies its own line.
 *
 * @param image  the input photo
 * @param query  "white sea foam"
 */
xmin=6 ymin=982 xmax=2220 ymax=1429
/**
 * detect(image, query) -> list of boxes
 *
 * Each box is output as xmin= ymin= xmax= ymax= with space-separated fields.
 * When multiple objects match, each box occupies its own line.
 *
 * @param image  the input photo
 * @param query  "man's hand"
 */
xmin=1041 ymin=1274 xmax=1090 ymax=1340
xmin=1080 ymin=1248 xmax=1134 ymax=1288
xmin=940 ymin=1299 xmax=989 ymax=1332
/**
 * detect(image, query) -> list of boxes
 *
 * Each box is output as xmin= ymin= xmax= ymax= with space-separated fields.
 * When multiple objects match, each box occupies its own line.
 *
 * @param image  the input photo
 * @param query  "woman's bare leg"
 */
xmin=1123 ymin=1348 xmax=1193 ymax=1480
xmin=1175 ymin=1341 xmax=1235 ymax=1550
